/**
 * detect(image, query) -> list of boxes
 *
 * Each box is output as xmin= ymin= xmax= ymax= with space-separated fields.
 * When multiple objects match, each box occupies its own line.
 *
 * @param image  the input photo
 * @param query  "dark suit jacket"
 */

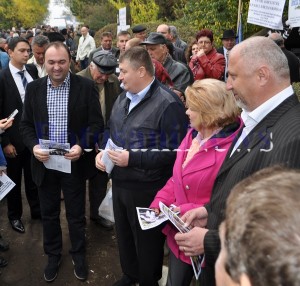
xmin=200 ymin=94 xmax=300 ymax=286
xmin=76 ymin=67 xmax=121 ymax=179
xmin=282 ymin=48 xmax=300 ymax=83
xmin=173 ymin=46 xmax=187 ymax=64
xmin=216 ymin=46 xmax=225 ymax=55
xmin=0 ymin=64 xmax=38 ymax=152
xmin=19 ymin=73 xmax=104 ymax=186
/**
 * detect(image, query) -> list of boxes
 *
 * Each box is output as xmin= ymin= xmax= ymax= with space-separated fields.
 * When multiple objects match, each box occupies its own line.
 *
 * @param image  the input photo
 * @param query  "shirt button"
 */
xmin=185 ymin=185 xmax=190 ymax=190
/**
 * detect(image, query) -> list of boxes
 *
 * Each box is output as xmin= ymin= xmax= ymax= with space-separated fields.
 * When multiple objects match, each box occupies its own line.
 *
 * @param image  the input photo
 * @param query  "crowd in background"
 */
xmin=0 ymin=21 xmax=300 ymax=286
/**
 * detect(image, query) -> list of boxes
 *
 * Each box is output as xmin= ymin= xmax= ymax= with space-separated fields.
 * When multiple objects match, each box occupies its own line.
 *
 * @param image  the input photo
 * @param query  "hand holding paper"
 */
xmin=95 ymin=151 xmax=106 ymax=172
xmin=33 ymin=145 xmax=50 ymax=162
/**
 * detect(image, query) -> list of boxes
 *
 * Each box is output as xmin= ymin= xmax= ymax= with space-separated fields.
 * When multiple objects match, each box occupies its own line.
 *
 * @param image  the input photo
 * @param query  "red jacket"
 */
xmin=150 ymin=118 xmax=243 ymax=264
xmin=189 ymin=48 xmax=225 ymax=81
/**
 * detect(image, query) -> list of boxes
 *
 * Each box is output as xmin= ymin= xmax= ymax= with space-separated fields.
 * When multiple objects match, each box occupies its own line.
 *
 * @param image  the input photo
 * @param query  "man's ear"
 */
xmin=257 ymin=66 xmax=270 ymax=87
xmin=138 ymin=66 xmax=146 ymax=78
xmin=240 ymin=273 xmax=252 ymax=286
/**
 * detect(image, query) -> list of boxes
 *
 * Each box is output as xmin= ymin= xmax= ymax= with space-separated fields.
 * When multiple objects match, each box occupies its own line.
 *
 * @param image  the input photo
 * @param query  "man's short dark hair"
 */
xmin=119 ymin=46 xmax=154 ymax=76
xmin=44 ymin=41 xmax=71 ymax=61
xmin=8 ymin=37 xmax=30 ymax=51
xmin=31 ymin=35 xmax=50 ymax=47
xmin=101 ymin=32 xmax=113 ymax=39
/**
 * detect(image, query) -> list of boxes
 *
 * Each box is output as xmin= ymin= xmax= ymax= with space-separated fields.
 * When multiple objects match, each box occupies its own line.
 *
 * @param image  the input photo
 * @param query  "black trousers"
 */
xmin=6 ymin=148 xmax=40 ymax=220
xmin=88 ymin=171 xmax=109 ymax=219
xmin=112 ymin=179 xmax=166 ymax=286
xmin=166 ymin=251 xmax=194 ymax=286
xmin=38 ymin=169 xmax=86 ymax=261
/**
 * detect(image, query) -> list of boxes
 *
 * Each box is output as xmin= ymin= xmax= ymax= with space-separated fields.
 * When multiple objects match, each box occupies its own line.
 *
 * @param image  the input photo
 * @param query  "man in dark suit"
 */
xmin=175 ymin=36 xmax=300 ymax=286
xmin=268 ymin=32 xmax=300 ymax=83
xmin=217 ymin=29 xmax=237 ymax=82
xmin=0 ymin=37 xmax=40 ymax=234
xmin=77 ymin=50 xmax=121 ymax=229
xmin=156 ymin=24 xmax=187 ymax=64
xmin=20 ymin=42 xmax=103 ymax=282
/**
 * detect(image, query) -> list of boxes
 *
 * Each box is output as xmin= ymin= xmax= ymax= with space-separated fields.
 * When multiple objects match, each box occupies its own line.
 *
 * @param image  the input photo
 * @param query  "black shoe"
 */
xmin=90 ymin=215 xmax=114 ymax=230
xmin=72 ymin=259 xmax=88 ymax=281
xmin=0 ymin=256 xmax=8 ymax=268
xmin=0 ymin=236 xmax=9 ymax=252
xmin=9 ymin=219 xmax=25 ymax=233
xmin=44 ymin=257 xmax=61 ymax=282
xmin=113 ymin=274 xmax=137 ymax=286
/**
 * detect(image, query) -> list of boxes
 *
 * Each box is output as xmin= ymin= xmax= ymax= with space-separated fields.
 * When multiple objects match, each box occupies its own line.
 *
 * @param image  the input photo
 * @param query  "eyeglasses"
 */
xmin=198 ymin=41 xmax=211 ymax=45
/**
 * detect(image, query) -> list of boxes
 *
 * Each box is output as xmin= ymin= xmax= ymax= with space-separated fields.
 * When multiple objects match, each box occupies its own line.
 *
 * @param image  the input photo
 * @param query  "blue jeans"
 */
xmin=80 ymin=58 xmax=89 ymax=70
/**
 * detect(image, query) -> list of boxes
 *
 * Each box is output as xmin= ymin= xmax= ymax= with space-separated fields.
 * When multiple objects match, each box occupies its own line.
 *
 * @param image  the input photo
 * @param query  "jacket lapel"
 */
xmin=68 ymin=73 xmax=80 ymax=122
xmin=6 ymin=69 xmax=23 ymax=106
xmin=217 ymin=94 xmax=298 ymax=177
xmin=37 ymin=77 xmax=49 ymax=126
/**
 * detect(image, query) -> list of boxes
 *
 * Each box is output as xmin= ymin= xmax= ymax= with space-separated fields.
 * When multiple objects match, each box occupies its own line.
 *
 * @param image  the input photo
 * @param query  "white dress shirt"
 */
xmin=9 ymin=62 xmax=34 ymax=102
xmin=230 ymin=85 xmax=294 ymax=156
xmin=27 ymin=56 xmax=47 ymax=77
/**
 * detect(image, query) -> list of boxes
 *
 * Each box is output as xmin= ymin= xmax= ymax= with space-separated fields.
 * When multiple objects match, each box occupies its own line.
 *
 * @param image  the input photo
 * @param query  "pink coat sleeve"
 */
xmin=149 ymin=177 xmax=176 ymax=209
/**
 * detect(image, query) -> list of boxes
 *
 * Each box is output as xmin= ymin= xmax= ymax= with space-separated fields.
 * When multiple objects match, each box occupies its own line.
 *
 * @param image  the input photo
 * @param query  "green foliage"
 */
xmin=130 ymin=0 xmax=159 ymax=24
xmin=109 ymin=0 xmax=159 ymax=25
xmin=293 ymin=82 xmax=300 ymax=100
xmin=155 ymin=0 xmax=187 ymax=20
xmin=69 ymin=0 xmax=117 ymax=30
xmin=175 ymin=0 xmax=261 ymax=47
xmin=0 ymin=0 xmax=49 ymax=28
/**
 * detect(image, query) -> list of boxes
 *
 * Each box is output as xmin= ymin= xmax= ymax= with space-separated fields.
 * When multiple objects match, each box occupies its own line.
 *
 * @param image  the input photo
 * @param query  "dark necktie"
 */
xmin=18 ymin=70 xmax=28 ymax=90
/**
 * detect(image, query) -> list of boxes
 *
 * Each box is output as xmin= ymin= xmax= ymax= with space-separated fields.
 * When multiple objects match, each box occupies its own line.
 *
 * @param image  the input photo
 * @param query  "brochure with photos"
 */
xmin=159 ymin=202 xmax=204 ymax=280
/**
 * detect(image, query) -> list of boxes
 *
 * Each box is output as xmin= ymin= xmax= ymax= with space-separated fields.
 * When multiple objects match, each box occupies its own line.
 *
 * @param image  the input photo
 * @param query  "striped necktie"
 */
xmin=18 ymin=70 xmax=28 ymax=90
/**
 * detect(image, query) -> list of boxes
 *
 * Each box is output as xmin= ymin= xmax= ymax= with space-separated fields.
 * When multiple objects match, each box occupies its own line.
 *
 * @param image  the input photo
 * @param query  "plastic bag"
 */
xmin=98 ymin=187 xmax=114 ymax=223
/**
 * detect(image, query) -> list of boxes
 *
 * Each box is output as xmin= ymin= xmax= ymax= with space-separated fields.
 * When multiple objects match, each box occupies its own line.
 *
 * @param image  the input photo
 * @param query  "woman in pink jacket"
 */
xmin=150 ymin=78 xmax=243 ymax=286
xmin=189 ymin=29 xmax=225 ymax=81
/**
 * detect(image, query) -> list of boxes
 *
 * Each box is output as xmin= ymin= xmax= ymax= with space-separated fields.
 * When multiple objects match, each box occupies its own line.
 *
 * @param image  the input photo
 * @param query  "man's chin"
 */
xmin=235 ymin=99 xmax=248 ymax=111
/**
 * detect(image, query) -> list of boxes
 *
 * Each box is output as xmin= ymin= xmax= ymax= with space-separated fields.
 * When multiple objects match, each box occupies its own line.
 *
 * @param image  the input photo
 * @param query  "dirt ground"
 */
xmin=0 ymin=185 xmax=196 ymax=286
xmin=0 ymin=191 xmax=123 ymax=286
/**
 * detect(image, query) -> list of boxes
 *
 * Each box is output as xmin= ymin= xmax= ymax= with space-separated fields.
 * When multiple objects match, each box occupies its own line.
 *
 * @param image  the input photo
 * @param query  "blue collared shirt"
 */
xmin=126 ymin=78 xmax=155 ymax=113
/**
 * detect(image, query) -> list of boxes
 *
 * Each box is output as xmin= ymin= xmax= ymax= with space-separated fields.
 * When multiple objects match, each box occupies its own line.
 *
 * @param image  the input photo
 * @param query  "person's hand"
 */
xmin=95 ymin=151 xmax=106 ymax=172
xmin=3 ymin=144 xmax=17 ymax=158
xmin=181 ymin=206 xmax=208 ymax=228
xmin=175 ymin=227 xmax=208 ymax=257
xmin=64 ymin=144 xmax=82 ymax=161
xmin=0 ymin=168 xmax=7 ymax=175
xmin=108 ymin=150 xmax=129 ymax=167
xmin=33 ymin=144 xmax=50 ymax=162
xmin=151 ymin=208 xmax=160 ymax=216
xmin=0 ymin=118 xmax=13 ymax=130
xmin=196 ymin=49 xmax=205 ymax=57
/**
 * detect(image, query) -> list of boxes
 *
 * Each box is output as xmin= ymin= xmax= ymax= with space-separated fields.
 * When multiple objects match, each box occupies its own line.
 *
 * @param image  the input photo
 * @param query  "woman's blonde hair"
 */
xmin=185 ymin=79 xmax=239 ymax=129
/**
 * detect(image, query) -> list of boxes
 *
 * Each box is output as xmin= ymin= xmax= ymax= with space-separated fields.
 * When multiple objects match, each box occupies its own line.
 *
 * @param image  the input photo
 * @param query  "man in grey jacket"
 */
xmin=77 ymin=51 xmax=121 ymax=229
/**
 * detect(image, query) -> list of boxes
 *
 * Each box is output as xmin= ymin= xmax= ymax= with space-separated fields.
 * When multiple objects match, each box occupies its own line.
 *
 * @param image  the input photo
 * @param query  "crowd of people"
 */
xmin=0 ymin=21 xmax=300 ymax=286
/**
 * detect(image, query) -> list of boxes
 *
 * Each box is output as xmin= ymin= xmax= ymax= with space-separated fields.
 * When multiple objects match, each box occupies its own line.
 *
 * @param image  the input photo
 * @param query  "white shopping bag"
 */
xmin=98 ymin=187 xmax=114 ymax=223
